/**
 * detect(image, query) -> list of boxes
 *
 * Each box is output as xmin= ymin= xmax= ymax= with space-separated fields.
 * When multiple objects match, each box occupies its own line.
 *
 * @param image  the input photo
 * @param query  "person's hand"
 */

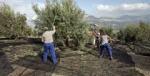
xmin=52 ymin=25 xmax=56 ymax=32
xmin=53 ymin=26 xmax=55 ymax=29
xmin=52 ymin=26 xmax=56 ymax=30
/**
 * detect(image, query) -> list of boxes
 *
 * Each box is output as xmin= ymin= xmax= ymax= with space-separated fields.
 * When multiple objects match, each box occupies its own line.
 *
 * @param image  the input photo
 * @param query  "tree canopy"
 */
xmin=33 ymin=0 xmax=90 ymax=47
xmin=0 ymin=4 xmax=33 ymax=38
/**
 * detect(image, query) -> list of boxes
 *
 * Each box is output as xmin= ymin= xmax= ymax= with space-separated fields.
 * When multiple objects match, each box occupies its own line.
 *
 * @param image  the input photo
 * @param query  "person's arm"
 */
xmin=97 ymin=33 xmax=100 ymax=38
xmin=52 ymin=26 xmax=56 ymax=34
xmin=93 ymin=31 xmax=98 ymax=37
xmin=108 ymin=36 xmax=112 ymax=41
xmin=108 ymin=35 xmax=114 ymax=43
xmin=42 ymin=37 xmax=44 ymax=42
xmin=42 ymin=33 xmax=45 ymax=42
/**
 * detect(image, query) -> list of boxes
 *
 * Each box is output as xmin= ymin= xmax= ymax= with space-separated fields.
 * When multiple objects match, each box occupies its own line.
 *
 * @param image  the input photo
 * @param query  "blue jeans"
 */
xmin=99 ymin=43 xmax=113 ymax=59
xmin=43 ymin=43 xmax=57 ymax=64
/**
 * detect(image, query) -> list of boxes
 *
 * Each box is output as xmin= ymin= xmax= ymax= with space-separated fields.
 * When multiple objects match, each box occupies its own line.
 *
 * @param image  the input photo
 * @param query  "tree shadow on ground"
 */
xmin=0 ymin=41 xmax=31 ymax=49
xmin=0 ymin=52 xmax=13 ymax=76
xmin=12 ymin=54 xmax=84 ymax=76
xmin=0 ymin=38 xmax=42 ymax=51
xmin=84 ymin=43 xmax=135 ymax=67
xmin=10 ymin=42 xmax=138 ymax=76
xmin=112 ymin=48 xmax=135 ymax=67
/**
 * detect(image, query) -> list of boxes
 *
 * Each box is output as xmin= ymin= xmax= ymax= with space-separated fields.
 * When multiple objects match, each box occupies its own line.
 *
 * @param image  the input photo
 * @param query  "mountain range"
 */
xmin=85 ymin=14 xmax=150 ymax=29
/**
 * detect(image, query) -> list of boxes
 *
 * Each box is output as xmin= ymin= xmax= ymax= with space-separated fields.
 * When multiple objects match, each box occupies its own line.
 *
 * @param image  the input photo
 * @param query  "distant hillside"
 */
xmin=86 ymin=14 xmax=150 ymax=29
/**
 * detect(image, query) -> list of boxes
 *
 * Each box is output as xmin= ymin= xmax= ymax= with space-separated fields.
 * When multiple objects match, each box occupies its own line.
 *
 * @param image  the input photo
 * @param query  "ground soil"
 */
xmin=0 ymin=39 xmax=149 ymax=76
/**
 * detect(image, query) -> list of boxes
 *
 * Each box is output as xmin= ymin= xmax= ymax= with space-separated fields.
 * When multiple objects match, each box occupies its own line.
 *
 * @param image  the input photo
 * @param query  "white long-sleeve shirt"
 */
xmin=101 ymin=35 xmax=109 ymax=45
xmin=42 ymin=30 xmax=55 ymax=43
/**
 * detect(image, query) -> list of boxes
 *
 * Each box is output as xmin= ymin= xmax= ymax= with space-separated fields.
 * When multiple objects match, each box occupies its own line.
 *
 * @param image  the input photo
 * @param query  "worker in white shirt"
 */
xmin=99 ymin=29 xmax=113 ymax=60
xmin=42 ymin=26 xmax=57 ymax=64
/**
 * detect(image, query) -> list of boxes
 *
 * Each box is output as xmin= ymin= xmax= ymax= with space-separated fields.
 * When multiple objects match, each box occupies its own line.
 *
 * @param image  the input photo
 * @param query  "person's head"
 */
xmin=94 ymin=24 xmax=98 ymax=27
xmin=99 ymin=29 xmax=106 ymax=35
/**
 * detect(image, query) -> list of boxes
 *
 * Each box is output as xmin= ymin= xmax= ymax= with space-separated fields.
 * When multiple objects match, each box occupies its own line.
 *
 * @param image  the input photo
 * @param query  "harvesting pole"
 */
xmin=52 ymin=15 xmax=56 ymax=26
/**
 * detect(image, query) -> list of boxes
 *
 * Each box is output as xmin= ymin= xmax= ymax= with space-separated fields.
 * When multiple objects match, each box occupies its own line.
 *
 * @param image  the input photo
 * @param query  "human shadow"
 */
xmin=13 ymin=55 xmax=56 ymax=74
xmin=0 ymin=52 xmax=13 ymax=76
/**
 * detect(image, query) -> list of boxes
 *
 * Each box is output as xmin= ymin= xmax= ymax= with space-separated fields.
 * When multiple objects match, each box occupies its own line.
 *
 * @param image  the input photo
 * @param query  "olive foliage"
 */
xmin=117 ymin=22 xmax=150 ymax=43
xmin=0 ymin=4 xmax=33 ymax=38
xmin=33 ymin=0 xmax=89 ymax=47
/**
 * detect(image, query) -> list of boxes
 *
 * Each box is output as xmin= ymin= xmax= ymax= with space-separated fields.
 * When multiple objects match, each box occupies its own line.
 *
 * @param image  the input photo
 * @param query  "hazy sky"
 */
xmin=76 ymin=0 xmax=150 ymax=17
xmin=1 ymin=0 xmax=150 ymax=22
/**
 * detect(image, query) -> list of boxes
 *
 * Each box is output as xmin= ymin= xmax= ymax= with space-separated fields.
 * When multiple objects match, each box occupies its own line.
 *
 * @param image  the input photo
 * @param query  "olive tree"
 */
xmin=117 ymin=22 xmax=150 ymax=43
xmin=0 ymin=4 xmax=33 ymax=39
xmin=33 ymin=0 xmax=90 ymax=48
